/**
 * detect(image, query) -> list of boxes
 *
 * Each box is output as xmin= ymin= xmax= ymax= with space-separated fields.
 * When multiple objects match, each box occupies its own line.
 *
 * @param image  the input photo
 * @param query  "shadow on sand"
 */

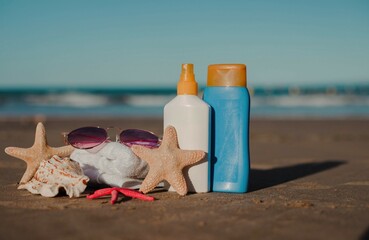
xmin=249 ymin=160 xmax=346 ymax=192
xmin=360 ymin=226 xmax=369 ymax=240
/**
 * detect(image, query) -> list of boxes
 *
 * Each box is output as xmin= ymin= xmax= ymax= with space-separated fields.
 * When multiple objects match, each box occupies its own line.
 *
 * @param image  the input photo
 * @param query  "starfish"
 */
xmin=4 ymin=122 xmax=74 ymax=184
xmin=87 ymin=187 xmax=155 ymax=204
xmin=131 ymin=125 xmax=205 ymax=196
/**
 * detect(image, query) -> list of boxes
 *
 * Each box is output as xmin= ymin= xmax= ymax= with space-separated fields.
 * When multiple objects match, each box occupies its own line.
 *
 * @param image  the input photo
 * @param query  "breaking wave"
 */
xmin=25 ymin=92 xmax=110 ymax=107
xmin=0 ymin=85 xmax=368 ymax=117
xmin=251 ymin=94 xmax=369 ymax=108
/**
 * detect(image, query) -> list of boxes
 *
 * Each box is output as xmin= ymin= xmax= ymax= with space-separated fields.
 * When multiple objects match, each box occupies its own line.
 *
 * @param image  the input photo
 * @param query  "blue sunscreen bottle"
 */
xmin=203 ymin=64 xmax=250 ymax=193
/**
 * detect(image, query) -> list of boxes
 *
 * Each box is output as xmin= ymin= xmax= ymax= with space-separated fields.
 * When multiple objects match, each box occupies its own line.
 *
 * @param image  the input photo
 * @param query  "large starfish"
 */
xmin=5 ymin=122 xmax=74 ymax=184
xmin=131 ymin=125 xmax=205 ymax=196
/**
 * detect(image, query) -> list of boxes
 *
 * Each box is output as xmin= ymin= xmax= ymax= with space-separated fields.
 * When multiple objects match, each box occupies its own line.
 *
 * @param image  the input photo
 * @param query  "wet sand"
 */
xmin=0 ymin=117 xmax=368 ymax=240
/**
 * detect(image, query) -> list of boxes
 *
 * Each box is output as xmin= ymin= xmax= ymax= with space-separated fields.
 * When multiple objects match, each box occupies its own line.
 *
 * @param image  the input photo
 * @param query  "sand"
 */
xmin=0 ymin=117 xmax=368 ymax=240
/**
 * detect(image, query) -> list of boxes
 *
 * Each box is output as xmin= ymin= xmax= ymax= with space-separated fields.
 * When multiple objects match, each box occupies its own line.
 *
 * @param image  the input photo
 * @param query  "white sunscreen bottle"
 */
xmin=164 ymin=63 xmax=210 ymax=193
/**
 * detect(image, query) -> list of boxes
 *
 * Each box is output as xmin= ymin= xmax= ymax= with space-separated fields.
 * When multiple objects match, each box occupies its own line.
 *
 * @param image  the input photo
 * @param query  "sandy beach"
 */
xmin=0 ymin=117 xmax=368 ymax=240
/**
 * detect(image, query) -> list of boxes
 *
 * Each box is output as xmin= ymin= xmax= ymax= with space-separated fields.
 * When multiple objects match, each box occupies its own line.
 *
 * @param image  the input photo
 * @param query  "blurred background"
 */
xmin=0 ymin=0 xmax=368 ymax=118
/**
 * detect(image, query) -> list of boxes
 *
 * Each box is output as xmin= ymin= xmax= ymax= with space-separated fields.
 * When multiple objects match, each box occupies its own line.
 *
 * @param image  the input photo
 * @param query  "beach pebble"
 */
xmin=70 ymin=142 xmax=149 ymax=189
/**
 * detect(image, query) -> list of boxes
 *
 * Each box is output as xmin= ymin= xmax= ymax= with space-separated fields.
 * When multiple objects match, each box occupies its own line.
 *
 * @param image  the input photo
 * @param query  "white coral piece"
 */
xmin=71 ymin=142 xmax=149 ymax=188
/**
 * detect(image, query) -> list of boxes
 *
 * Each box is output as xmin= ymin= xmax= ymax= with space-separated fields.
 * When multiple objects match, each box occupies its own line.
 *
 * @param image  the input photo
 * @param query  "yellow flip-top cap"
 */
xmin=177 ymin=63 xmax=198 ymax=95
xmin=207 ymin=64 xmax=247 ymax=87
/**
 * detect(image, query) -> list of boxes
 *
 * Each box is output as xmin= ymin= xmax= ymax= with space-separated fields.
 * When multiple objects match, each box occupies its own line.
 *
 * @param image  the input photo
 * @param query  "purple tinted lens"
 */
xmin=120 ymin=129 xmax=159 ymax=148
xmin=68 ymin=127 xmax=107 ymax=149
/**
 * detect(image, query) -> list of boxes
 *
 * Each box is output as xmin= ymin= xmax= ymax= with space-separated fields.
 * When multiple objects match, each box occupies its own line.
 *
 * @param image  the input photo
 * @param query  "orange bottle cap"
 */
xmin=177 ymin=63 xmax=198 ymax=95
xmin=207 ymin=64 xmax=247 ymax=87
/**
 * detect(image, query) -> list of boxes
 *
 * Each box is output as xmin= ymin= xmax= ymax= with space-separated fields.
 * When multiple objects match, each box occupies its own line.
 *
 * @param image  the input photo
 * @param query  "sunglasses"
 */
xmin=64 ymin=127 xmax=160 ymax=149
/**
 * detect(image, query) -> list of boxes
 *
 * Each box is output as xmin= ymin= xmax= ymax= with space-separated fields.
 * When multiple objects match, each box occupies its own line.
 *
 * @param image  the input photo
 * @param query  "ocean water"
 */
xmin=0 ymin=85 xmax=368 ymax=118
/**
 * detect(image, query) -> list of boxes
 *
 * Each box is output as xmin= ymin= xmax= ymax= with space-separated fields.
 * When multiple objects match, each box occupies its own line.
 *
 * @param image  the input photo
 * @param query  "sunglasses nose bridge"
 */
xmin=106 ymin=127 xmax=120 ymax=142
xmin=113 ymin=132 xmax=119 ymax=142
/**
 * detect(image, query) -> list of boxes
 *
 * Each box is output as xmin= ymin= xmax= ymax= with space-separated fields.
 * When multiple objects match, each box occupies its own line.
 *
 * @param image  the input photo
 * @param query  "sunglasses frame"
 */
xmin=62 ymin=126 xmax=160 ymax=149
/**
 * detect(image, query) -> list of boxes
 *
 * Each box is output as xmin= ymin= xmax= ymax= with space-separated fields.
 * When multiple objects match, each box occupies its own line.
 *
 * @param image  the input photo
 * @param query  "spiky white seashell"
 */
xmin=18 ymin=155 xmax=89 ymax=198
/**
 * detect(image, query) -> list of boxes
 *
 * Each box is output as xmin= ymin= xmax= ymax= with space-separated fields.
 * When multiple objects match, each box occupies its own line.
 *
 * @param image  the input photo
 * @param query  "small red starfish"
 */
xmin=87 ymin=187 xmax=155 ymax=204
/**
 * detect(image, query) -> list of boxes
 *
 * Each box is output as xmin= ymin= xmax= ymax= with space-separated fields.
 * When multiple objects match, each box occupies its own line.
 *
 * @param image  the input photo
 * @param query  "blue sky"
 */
xmin=0 ymin=0 xmax=368 ymax=88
